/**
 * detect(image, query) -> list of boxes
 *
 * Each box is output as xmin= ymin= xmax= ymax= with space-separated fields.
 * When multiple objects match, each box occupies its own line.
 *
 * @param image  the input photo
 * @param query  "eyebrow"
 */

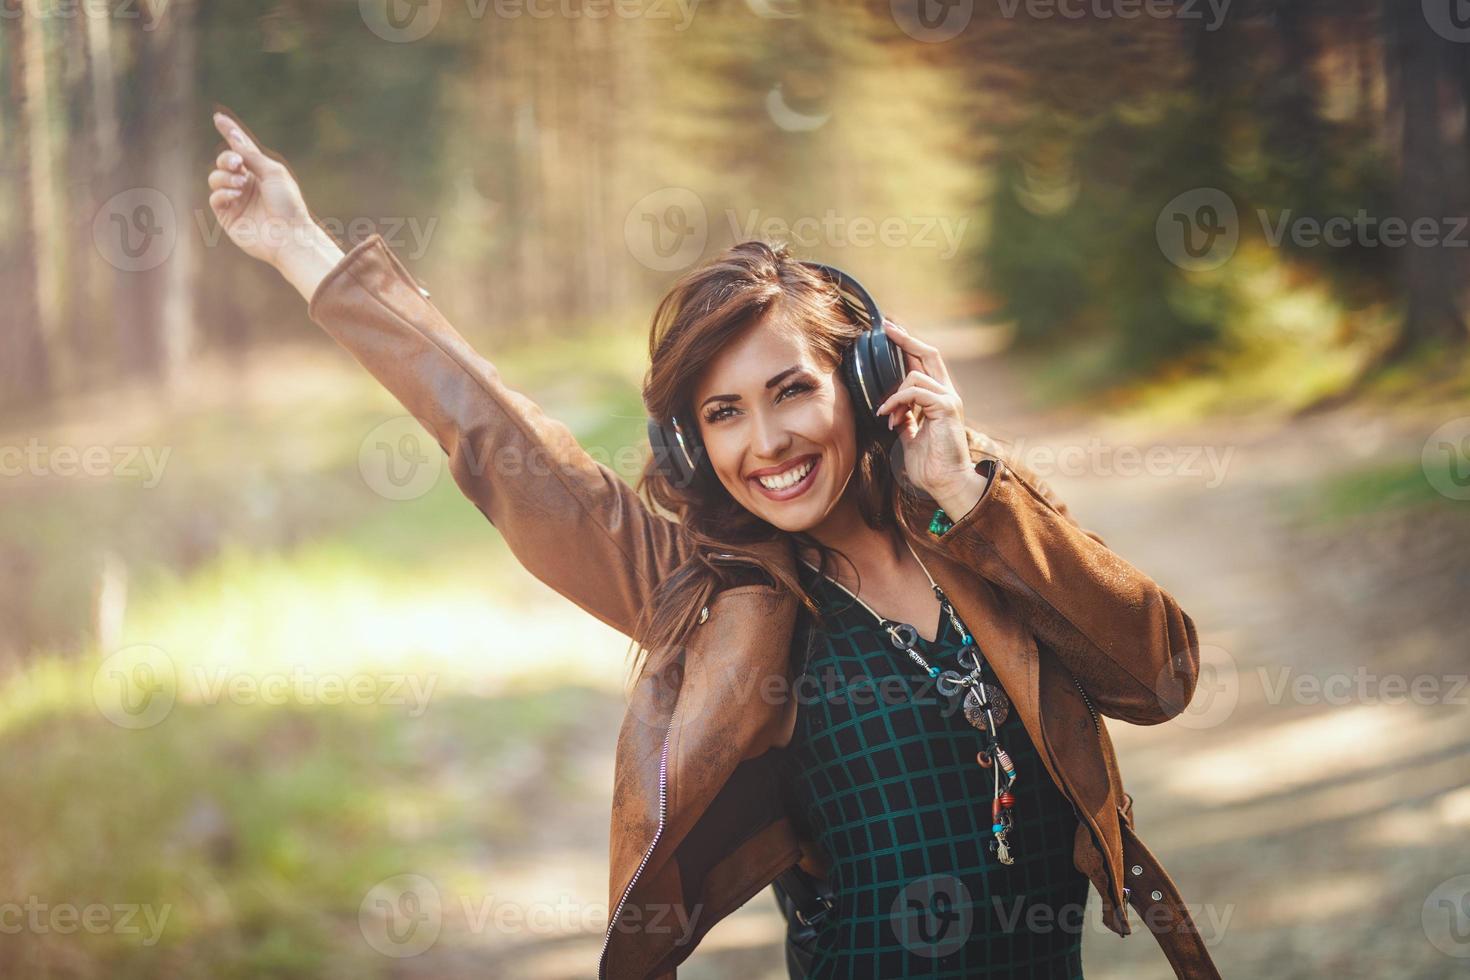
xmin=699 ymin=366 xmax=807 ymax=409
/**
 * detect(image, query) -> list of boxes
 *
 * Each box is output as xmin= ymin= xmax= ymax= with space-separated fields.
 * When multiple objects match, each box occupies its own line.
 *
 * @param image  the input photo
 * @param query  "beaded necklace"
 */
xmin=798 ymin=535 xmax=1021 ymax=865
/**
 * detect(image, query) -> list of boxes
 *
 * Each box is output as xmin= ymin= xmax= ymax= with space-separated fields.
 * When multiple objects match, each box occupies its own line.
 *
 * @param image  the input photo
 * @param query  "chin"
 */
xmin=758 ymin=507 xmax=822 ymax=534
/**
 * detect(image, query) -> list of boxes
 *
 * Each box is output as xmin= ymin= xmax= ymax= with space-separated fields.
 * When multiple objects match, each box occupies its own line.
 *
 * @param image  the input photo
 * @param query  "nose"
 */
xmin=751 ymin=407 xmax=793 ymax=461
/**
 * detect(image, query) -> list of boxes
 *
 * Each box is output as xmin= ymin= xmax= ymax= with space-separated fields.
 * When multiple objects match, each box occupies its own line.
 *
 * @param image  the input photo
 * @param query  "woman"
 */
xmin=207 ymin=110 xmax=1218 ymax=979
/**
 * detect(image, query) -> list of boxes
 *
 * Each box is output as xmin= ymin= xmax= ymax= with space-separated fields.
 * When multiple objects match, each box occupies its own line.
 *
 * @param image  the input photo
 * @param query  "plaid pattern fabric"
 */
xmin=774 ymin=565 xmax=1089 ymax=979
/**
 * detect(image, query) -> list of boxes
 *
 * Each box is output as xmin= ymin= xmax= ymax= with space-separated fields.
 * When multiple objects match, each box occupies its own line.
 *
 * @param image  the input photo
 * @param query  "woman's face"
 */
xmin=691 ymin=317 xmax=858 ymax=532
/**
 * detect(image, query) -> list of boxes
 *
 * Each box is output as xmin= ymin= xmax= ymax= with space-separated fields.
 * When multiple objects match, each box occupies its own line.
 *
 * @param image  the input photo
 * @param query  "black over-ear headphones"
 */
xmin=646 ymin=262 xmax=906 ymax=493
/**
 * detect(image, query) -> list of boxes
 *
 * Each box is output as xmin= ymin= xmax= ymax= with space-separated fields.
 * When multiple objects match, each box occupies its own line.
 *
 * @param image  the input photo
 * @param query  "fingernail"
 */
xmin=231 ymin=129 xmax=243 ymax=142
xmin=231 ymin=174 xmax=246 ymax=187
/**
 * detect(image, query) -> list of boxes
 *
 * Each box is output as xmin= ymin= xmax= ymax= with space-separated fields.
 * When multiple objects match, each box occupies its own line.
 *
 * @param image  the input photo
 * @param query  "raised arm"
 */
xmin=207 ymin=110 xmax=690 ymax=639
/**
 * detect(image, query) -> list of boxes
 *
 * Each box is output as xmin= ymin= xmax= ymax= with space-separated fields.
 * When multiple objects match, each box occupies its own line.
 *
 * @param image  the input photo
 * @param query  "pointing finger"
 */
xmin=212 ymin=111 xmax=276 ymax=173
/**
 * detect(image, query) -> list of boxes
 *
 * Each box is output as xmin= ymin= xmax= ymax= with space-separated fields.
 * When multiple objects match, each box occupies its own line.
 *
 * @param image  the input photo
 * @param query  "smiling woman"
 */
xmin=633 ymin=241 xmax=990 ymax=687
xmin=207 ymin=109 xmax=1213 ymax=980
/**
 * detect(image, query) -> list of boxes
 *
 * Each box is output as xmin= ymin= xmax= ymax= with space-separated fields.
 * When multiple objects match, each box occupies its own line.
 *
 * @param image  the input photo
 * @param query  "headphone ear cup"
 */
xmin=865 ymin=318 xmax=907 ymax=404
xmin=648 ymin=415 xmax=713 ymax=493
xmin=844 ymin=326 xmax=904 ymax=448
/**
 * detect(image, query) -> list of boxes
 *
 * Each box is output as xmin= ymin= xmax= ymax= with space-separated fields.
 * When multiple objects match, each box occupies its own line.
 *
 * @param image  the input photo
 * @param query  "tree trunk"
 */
xmin=17 ymin=5 xmax=67 ymax=397
xmin=1380 ymin=0 xmax=1470 ymax=362
xmin=153 ymin=0 xmax=198 ymax=390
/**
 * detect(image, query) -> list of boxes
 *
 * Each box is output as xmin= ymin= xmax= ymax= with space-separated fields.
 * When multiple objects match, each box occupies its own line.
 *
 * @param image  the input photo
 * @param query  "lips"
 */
xmin=748 ymin=454 xmax=821 ymax=501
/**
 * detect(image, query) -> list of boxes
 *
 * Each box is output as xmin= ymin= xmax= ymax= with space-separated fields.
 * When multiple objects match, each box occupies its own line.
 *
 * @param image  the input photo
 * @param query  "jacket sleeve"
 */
xmin=306 ymin=233 xmax=690 ymax=640
xmin=931 ymin=450 xmax=1200 ymax=725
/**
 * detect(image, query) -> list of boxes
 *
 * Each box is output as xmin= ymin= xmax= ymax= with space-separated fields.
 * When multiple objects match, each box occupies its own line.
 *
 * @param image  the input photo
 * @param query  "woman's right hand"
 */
xmin=207 ymin=109 xmax=344 ymax=301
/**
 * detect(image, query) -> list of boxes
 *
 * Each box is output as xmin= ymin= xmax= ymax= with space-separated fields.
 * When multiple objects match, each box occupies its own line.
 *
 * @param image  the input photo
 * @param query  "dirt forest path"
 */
xmin=944 ymin=345 xmax=1470 ymax=979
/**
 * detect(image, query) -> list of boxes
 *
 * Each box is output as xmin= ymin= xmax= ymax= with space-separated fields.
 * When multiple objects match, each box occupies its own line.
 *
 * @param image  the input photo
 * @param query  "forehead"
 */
xmin=692 ymin=317 xmax=817 ymax=400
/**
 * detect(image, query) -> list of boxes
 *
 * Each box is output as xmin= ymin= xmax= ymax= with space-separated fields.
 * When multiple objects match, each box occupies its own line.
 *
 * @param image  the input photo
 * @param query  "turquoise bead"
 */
xmin=927 ymin=666 xmax=940 ymax=677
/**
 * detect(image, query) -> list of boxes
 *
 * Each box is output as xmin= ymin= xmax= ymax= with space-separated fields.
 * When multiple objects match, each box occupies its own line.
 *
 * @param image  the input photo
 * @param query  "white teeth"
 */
xmin=756 ymin=458 xmax=814 ymax=491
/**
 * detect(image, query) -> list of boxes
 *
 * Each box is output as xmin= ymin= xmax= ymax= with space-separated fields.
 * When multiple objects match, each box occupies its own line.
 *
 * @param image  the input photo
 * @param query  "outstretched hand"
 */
xmin=207 ymin=110 xmax=320 ymax=268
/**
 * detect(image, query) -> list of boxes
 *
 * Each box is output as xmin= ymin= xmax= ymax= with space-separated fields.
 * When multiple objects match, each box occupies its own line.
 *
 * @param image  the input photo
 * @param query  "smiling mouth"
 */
xmin=748 ymin=454 xmax=821 ymax=501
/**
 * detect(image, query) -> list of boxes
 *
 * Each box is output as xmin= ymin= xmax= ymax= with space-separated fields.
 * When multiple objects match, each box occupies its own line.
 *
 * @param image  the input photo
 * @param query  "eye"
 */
xmin=701 ymin=380 xmax=814 ymax=425
xmin=777 ymin=380 xmax=814 ymax=402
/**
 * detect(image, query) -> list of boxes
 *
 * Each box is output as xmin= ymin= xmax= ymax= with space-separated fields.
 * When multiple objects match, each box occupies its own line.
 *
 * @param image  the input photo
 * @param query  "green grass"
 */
xmin=0 ymin=336 xmax=650 ymax=977
xmin=1280 ymin=456 xmax=1464 ymax=527
xmin=0 ymin=686 xmax=610 ymax=978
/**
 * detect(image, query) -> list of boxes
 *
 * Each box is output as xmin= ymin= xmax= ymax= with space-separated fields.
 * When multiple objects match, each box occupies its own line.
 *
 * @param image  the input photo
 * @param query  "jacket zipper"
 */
xmin=1073 ymin=676 xmax=1100 ymax=737
xmin=1065 ymin=676 xmax=1128 ymax=923
xmin=598 ymin=716 xmax=674 ymax=979
xmin=1038 ymin=682 xmax=1123 ymax=926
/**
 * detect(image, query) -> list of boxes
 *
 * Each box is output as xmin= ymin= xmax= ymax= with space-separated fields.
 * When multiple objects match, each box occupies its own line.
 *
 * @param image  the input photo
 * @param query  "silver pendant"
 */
xmin=962 ymin=683 xmax=1011 ymax=731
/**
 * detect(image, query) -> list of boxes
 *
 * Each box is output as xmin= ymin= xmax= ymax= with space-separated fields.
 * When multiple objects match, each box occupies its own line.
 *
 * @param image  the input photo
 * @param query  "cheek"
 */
xmin=821 ymin=396 xmax=857 ymax=450
xmin=702 ymin=430 xmax=744 ymax=483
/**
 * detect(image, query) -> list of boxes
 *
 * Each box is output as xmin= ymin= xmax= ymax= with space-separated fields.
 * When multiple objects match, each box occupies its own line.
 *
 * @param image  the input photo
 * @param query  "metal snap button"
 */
xmin=1150 ymin=890 xmax=1163 ymax=902
xmin=698 ymin=605 xmax=709 ymax=624
xmin=1131 ymin=865 xmax=1143 ymax=876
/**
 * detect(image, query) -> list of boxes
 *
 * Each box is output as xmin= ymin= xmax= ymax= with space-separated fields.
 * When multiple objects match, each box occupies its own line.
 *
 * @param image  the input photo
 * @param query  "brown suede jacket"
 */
xmin=307 ymin=234 xmax=1223 ymax=979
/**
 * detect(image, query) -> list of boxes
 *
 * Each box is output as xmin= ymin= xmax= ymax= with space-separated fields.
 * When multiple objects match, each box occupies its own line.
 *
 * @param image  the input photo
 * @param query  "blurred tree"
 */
xmin=1380 ymin=0 xmax=1470 ymax=362
xmin=13 ymin=4 xmax=66 ymax=397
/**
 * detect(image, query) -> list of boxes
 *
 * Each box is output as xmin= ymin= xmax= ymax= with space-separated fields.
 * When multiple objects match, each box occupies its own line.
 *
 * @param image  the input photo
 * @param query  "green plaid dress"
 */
xmin=775 ymin=563 xmax=1089 ymax=979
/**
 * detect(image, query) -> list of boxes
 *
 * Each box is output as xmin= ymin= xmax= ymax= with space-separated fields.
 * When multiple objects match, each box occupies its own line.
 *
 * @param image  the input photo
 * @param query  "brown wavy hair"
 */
xmin=624 ymin=240 xmax=937 ymax=693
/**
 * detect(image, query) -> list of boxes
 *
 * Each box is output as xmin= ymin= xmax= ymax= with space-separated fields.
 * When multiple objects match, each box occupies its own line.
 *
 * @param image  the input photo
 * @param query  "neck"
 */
xmin=797 ymin=482 xmax=907 ymax=578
